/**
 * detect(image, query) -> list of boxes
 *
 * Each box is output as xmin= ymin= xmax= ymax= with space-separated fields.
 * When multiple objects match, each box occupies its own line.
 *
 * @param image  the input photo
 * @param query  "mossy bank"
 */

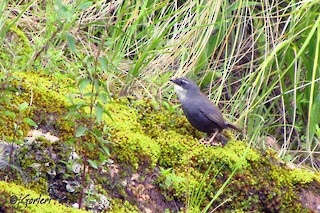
xmin=0 ymin=71 xmax=319 ymax=212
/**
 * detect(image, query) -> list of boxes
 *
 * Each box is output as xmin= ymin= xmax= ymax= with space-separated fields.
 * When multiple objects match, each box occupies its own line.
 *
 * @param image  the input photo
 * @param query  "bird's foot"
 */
xmin=208 ymin=132 xmax=218 ymax=144
xmin=200 ymin=138 xmax=222 ymax=146
xmin=200 ymin=132 xmax=228 ymax=147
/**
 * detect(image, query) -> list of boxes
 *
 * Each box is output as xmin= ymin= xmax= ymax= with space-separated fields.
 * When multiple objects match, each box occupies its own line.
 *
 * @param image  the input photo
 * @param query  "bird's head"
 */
xmin=170 ymin=77 xmax=200 ymax=100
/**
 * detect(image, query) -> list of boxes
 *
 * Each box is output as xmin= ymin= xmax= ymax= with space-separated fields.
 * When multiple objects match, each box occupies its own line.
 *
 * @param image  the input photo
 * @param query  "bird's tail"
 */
xmin=226 ymin=123 xmax=243 ymax=134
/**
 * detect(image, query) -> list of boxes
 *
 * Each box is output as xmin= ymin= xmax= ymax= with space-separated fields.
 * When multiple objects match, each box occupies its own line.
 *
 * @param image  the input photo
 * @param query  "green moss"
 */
xmin=13 ymin=137 xmax=72 ymax=194
xmin=0 ymin=72 xmax=74 ymax=140
xmin=288 ymin=168 xmax=315 ymax=184
xmin=112 ymin=130 xmax=161 ymax=169
xmin=157 ymin=130 xmax=197 ymax=167
xmin=109 ymin=199 xmax=139 ymax=213
xmin=157 ymin=141 xmax=319 ymax=212
xmin=106 ymin=100 xmax=141 ymax=132
xmin=1 ymin=72 xmax=319 ymax=212
xmin=103 ymin=100 xmax=160 ymax=169
xmin=0 ymin=181 xmax=88 ymax=213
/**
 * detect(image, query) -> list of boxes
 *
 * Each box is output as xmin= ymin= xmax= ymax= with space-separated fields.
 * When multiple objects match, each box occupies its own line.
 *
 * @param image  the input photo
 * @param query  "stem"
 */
xmin=77 ymin=138 xmax=87 ymax=209
xmin=30 ymin=24 xmax=63 ymax=67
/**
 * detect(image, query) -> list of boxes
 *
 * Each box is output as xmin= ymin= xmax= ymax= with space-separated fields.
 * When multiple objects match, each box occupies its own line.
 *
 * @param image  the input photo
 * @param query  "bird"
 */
xmin=170 ymin=77 xmax=242 ymax=144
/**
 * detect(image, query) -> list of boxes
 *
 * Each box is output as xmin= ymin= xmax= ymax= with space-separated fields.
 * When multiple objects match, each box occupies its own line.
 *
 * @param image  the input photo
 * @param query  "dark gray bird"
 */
xmin=170 ymin=77 xmax=242 ymax=143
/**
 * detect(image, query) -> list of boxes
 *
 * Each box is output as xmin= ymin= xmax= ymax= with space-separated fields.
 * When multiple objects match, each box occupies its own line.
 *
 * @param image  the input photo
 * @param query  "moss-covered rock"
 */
xmin=0 ymin=71 xmax=319 ymax=212
xmin=13 ymin=137 xmax=73 ymax=194
xmin=0 ymin=181 xmax=88 ymax=213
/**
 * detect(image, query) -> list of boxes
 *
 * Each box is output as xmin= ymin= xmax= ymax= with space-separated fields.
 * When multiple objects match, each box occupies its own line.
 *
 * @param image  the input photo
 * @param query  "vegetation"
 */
xmin=0 ymin=181 xmax=88 ymax=213
xmin=0 ymin=0 xmax=319 ymax=212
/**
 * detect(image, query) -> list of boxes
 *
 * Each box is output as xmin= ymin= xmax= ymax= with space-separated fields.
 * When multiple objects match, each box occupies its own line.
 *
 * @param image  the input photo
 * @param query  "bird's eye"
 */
xmin=181 ymin=80 xmax=188 ymax=85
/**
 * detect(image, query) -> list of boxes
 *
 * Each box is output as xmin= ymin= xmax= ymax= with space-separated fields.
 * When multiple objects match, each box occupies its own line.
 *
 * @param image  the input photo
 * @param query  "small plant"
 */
xmin=65 ymin=62 xmax=112 ymax=208
xmin=28 ymin=0 xmax=113 ymax=209
xmin=159 ymin=167 xmax=185 ymax=191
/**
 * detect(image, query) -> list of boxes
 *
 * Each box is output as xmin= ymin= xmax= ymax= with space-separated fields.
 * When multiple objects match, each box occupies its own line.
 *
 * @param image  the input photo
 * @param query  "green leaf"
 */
xmin=309 ymin=93 xmax=320 ymax=141
xmin=171 ymin=176 xmax=186 ymax=182
xmin=3 ymin=111 xmax=16 ymax=119
xmin=99 ymin=152 xmax=107 ymax=162
xmin=315 ymin=124 xmax=320 ymax=137
xmin=94 ymin=79 xmax=100 ymax=91
xmin=87 ymin=159 xmax=98 ymax=169
xmin=18 ymin=102 xmax=29 ymax=112
xmin=165 ymin=178 xmax=172 ymax=188
xmin=77 ymin=1 xmax=92 ymax=10
xmin=92 ymin=127 xmax=103 ymax=137
xmin=15 ymin=140 xmax=24 ymax=145
xmin=66 ymin=138 xmax=76 ymax=144
xmin=98 ymin=92 xmax=109 ymax=104
xmin=104 ymin=109 xmax=113 ymax=120
xmin=95 ymin=103 xmax=103 ymax=123
xmin=78 ymin=78 xmax=91 ymax=93
xmin=23 ymin=118 xmax=38 ymax=127
xmin=227 ymin=1 xmax=261 ymax=14
xmin=99 ymin=56 xmax=108 ymax=72
xmin=66 ymin=33 xmax=76 ymax=53
xmin=76 ymin=126 xmax=87 ymax=137
xmin=83 ymin=92 xmax=96 ymax=97
xmin=160 ymin=167 xmax=172 ymax=176
xmin=17 ymin=129 xmax=23 ymax=136
xmin=75 ymin=103 xmax=88 ymax=110
xmin=100 ymin=145 xmax=110 ymax=156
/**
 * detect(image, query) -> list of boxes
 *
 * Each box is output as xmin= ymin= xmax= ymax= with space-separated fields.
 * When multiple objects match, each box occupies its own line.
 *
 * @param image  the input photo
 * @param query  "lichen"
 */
xmin=13 ymin=137 xmax=72 ymax=195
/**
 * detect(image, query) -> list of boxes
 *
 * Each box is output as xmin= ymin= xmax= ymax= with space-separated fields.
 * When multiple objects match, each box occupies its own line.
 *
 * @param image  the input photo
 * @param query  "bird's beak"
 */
xmin=170 ymin=79 xmax=176 ymax=83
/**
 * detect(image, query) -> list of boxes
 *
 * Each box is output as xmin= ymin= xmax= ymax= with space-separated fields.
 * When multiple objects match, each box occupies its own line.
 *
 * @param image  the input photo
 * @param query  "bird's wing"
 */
xmin=199 ymin=98 xmax=225 ymax=129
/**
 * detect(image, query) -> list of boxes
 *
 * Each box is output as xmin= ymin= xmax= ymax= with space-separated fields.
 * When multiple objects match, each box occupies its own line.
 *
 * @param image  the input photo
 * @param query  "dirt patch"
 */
xmin=106 ymin=164 xmax=184 ymax=212
xmin=299 ymin=186 xmax=320 ymax=212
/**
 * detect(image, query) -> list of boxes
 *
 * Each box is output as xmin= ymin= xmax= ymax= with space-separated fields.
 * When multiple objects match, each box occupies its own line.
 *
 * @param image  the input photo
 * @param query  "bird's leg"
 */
xmin=200 ymin=131 xmax=221 ymax=146
xmin=208 ymin=132 xmax=218 ymax=144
